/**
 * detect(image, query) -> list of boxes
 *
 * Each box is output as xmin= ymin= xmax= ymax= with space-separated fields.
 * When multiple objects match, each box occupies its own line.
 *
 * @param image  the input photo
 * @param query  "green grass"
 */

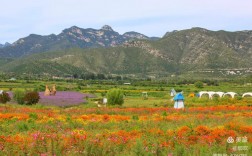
xmin=1 ymin=79 xmax=252 ymax=108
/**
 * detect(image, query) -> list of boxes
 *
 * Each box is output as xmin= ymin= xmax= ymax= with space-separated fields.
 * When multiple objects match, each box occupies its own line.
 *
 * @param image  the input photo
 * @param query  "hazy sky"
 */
xmin=1 ymin=0 xmax=252 ymax=43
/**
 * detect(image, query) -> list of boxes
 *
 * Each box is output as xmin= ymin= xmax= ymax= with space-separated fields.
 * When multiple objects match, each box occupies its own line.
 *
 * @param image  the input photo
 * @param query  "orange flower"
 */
xmin=0 ymin=113 xmax=29 ymax=120
xmin=112 ymin=115 xmax=130 ymax=121
xmin=195 ymin=126 xmax=210 ymax=136
xmin=160 ymin=141 xmax=171 ymax=147
xmin=177 ymin=126 xmax=191 ymax=138
xmin=201 ymin=135 xmax=215 ymax=145
xmin=187 ymin=135 xmax=198 ymax=144
xmin=211 ymin=128 xmax=236 ymax=144
xmin=102 ymin=114 xmax=110 ymax=121
xmin=239 ymin=126 xmax=252 ymax=133
xmin=80 ymin=115 xmax=89 ymax=120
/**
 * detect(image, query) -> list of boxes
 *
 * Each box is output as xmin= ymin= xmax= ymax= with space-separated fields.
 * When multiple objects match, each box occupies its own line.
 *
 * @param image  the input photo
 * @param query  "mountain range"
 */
xmin=0 ymin=26 xmax=252 ymax=78
xmin=0 ymin=25 xmax=156 ymax=58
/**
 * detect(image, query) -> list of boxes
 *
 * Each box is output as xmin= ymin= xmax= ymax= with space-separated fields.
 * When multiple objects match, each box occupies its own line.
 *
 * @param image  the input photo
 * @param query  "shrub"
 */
xmin=23 ymin=91 xmax=40 ymax=105
xmin=107 ymin=88 xmax=124 ymax=105
xmin=175 ymin=89 xmax=183 ymax=92
xmin=0 ymin=92 xmax=11 ymax=104
xmin=194 ymin=81 xmax=204 ymax=88
xmin=13 ymin=89 xmax=26 ymax=104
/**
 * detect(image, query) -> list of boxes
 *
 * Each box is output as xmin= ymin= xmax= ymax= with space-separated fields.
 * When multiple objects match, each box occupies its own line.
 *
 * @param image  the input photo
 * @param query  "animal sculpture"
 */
xmin=44 ymin=85 xmax=51 ymax=96
xmin=50 ymin=84 xmax=57 ymax=96
xmin=44 ymin=85 xmax=57 ymax=96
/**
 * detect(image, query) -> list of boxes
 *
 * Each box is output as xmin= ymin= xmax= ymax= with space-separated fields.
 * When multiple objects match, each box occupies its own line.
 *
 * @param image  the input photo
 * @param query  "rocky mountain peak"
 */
xmin=0 ymin=42 xmax=11 ymax=48
xmin=101 ymin=25 xmax=114 ymax=31
xmin=63 ymin=26 xmax=82 ymax=34
xmin=123 ymin=31 xmax=149 ymax=40
xmin=4 ymin=42 xmax=11 ymax=46
xmin=0 ymin=25 xmax=153 ymax=57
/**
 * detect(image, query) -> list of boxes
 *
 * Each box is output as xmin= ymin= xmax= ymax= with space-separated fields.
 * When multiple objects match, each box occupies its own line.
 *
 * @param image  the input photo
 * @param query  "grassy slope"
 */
xmin=0 ymin=47 xmax=175 ymax=75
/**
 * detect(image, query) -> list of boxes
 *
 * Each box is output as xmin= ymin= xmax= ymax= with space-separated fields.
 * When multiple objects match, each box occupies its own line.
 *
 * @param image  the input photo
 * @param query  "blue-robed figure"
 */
xmin=173 ymin=93 xmax=184 ymax=109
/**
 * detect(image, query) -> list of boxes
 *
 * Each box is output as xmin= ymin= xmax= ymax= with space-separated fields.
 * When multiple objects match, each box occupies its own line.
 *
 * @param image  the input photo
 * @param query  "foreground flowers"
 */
xmin=0 ymin=105 xmax=251 ymax=155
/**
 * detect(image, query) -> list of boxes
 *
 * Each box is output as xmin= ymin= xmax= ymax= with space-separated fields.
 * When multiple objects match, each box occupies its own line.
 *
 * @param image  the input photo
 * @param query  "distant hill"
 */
xmin=0 ymin=47 xmax=175 ymax=75
xmin=1 ymin=27 xmax=252 ymax=77
xmin=148 ymin=27 xmax=252 ymax=69
xmin=0 ymin=25 xmax=156 ymax=58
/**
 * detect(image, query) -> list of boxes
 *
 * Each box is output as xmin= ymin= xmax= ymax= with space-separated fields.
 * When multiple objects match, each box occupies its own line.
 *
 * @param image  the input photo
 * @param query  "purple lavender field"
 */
xmin=9 ymin=91 xmax=95 ymax=107
xmin=39 ymin=91 xmax=95 ymax=106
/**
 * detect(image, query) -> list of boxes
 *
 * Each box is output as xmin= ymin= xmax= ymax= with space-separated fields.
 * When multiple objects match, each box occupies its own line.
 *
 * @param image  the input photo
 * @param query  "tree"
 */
xmin=107 ymin=88 xmax=124 ymax=105
xmin=97 ymin=73 xmax=106 ymax=80
xmin=195 ymin=81 xmax=204 ymax=88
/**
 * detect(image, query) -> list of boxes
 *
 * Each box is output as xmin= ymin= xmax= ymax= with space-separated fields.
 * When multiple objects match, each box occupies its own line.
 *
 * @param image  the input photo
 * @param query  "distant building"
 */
xmin=8 ymin=78 xmax=16 ymax=81
xmin=124 ymin=83 xmax=131 ymax=85
xmin=52 ymin=76 xmax=62 ymax=79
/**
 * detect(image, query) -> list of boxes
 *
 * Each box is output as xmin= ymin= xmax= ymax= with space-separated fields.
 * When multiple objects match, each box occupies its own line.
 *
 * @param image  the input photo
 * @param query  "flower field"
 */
xmin=0 ymin=104 xmax=251 ymax=156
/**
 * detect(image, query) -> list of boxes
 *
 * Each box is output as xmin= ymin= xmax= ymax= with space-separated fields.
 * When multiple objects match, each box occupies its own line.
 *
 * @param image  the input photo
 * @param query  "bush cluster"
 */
xmin=23 ymin=91 xmax=40 ymax=105
xmin=0 ymin=92 xmax=11 ymax=104
xmin=13 ymin=90 xmax=25 ymax=104
xmin=107 ymin=88 xmax=124 ymax=105
xmin=194 ymin=81 xmax=204 ymax=88
xmin=14 ymin=90 xmax=40 ymax=105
